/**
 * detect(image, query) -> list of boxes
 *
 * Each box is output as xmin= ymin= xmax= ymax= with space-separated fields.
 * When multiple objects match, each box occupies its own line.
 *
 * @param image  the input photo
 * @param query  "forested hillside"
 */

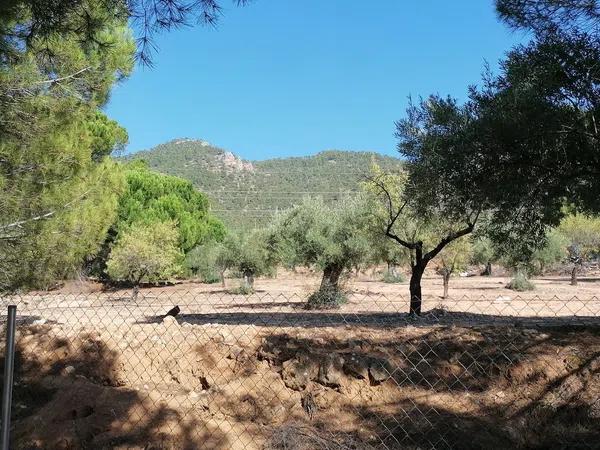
xmin=125 ymin=139 xmax=403 ymax=227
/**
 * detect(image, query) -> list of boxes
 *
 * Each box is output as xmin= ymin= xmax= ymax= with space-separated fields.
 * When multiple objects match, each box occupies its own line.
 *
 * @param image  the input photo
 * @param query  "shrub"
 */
xmin=506 ymin=272 xmax=535 ymax=291
xmin=306 ymin=286 xmax=348 ymax=310
xmin=201 ymin=273 xmax=222 ymax=284
xmin=382 ymin=272 xmax=406 ymax=283
xmin=228 ymin=283 xmax=254 ymax=295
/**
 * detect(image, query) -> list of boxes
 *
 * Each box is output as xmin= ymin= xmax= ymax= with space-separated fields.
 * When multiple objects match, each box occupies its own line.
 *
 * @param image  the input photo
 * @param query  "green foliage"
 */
xmin=395 ymin=21 xmax=600 ymax=258
xmin=184 ymin=242 xmax=225 ymax=283
xmin=124 ymin=141 xmax=403 ymax=229
xmin=364 ymin=163 xmax=477 ymax=268
xmin=0 ymin=2 xmax=134 ymax=291
xmin=2 ymin=160 xmax=125 ymax=289
xmin=471 ymin=237 xmax=496 ymax=266
xmin=217 ymin=230 xmax=279 ymax=282
xmin=116 ymin=165 xmax=226 ymax=253
xmin=228 ymin=284 xmax=255 ymax=296
xmin=87 ymin=111 xmax=129 ymax=161
xmin=557 ymin=213 xmax=600 ymax=260
xmin=366 ymin=216 xmax=411 ymax=273
xmin=276 ymin=196 xmax=372 ymax=306
xmin=496 ymin=0 xmax=598 ymax=36
xmin=506 ymin=272 xmax=536 ymax=292
xmin=106 ymin=221 xmax=183 ymax=285
xmin=471 ymin=31 xmax=600 ymax=224
xmin=306 ymin=286 xmax=348 ymax=310
xmin=0 ymin=0 xmax=244 ymax=64
xmin=382 ymin=272 xmax=406 ymax=284
xmin=277 ymin=196 xmax=372 ymax=277
xmin=437 ymin=237 xmax=472 ymax=276
xmin=531 ymin=230 xmax=569 ymax=274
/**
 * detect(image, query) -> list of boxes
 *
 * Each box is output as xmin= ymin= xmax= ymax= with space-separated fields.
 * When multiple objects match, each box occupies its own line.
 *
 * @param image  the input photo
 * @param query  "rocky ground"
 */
xmin=4 ymin=316 xmax=600 ymax=449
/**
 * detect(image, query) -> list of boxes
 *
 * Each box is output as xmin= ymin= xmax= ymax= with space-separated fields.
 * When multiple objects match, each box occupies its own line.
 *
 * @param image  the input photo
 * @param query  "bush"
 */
xmin=228 ymin=283 xmax=254 ymax=295
xmin=201 ymin=273 xmax=222 ymax=284
xmin=306 ymin=286 xmax=347 ymax=310
xmin=506 ymin=272 xmax=535 ymax=291
xmin=382 ymin=272 xmax=406 ymax=283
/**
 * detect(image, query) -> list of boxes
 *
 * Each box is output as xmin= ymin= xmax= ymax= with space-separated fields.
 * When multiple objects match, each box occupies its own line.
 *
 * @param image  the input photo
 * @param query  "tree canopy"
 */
xmin=0 ymin=0 xmax=249 ymax=65
xmin=0 ymin=4 xmax=134 ymax=291
xmin=496 ymin=0 xmax=600 ymax=36
xmin=106 ymin=220 xmax=183 ymax=289
xmin=116 ymin=164 xmax=226 ymax=253
xmin=277 ymin=196 xmax=372 ymax=308
xmin=215 ymin=230 xmax=279 ymax=291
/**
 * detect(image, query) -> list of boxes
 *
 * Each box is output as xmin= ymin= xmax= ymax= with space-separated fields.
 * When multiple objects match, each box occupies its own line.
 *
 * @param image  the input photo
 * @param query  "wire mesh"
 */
xmin=1 ymin=288 xmax=599 ymax=449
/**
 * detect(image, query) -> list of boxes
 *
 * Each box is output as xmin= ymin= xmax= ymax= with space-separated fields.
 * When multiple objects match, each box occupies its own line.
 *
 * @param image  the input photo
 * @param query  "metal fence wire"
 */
xmin=0 ymin=289 xmax=599 ymax=449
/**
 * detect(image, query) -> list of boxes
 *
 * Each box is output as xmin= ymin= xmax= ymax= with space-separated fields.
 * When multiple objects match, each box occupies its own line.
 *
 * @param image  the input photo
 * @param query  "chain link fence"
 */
xmin=1 ymin=288 xmax=599 ymax=449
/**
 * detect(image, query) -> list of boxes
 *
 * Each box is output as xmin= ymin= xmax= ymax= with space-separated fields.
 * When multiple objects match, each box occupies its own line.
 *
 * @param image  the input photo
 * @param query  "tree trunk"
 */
xmin=482 ymin=262 xmax=492 ymax=276
xmin=442 ymin=272 xmax=450 ymax=298
xmin=132 ymin=285 xmax=139 ymax=302
xmin=243 ymin=270 xmax=255 ymax=290
xmin=409 ymin=264 xmax=425 ymax=315
xmin=387 ymin=262 xmax=399 ymax=278
xmin=220 ymin=269 xmax=226 ymax=288
xmin=571 ymin=264 xmax=579 ymax=286
xmin=307 ymin=263 xmax=346 ymax=309
xmin=320 ymin=263 xmax=343 ymax=292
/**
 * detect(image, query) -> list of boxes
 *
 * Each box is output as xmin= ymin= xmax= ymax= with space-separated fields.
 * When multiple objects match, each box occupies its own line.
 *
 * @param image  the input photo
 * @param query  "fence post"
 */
xmin=1 ymin=305 xmax=17 ymax=450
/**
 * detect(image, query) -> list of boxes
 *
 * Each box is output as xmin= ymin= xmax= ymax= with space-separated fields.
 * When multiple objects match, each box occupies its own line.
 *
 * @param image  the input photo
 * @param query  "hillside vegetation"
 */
xmin=125 ymin=139 xmax=403 ymax=227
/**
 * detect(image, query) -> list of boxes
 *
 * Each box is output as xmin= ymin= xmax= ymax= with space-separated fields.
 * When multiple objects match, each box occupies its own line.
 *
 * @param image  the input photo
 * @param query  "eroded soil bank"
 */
xmin=3 ymin=318 xmax=599 ymax=449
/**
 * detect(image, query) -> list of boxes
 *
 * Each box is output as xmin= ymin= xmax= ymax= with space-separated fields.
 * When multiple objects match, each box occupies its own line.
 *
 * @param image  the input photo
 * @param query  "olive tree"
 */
xmin=531 ymin=230 xmax=569 ymax=275
xmin=216 ymin=230 xmax=279 ymax=292
xmin=366 ymin=157 xmax=480 ymax=315
xmin=471 ymin=237 xmax=497 ymax=276
xmin=436 ymin=237 xmax=472 ymax=299
xmin=185 ymin=242 xmax=227 ymax=284
xmin=106 ymin=221 xmax=183 ymax=299
xmin=558 ymin=214 xmax=600 ymax=285
xmin=277 ymin=196 xmax=372 ymax=309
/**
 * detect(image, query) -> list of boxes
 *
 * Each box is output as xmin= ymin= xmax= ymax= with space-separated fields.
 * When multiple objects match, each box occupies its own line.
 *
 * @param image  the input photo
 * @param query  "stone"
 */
xmin=344 ymin=353 xmax=370 ymax=379
xmin=368 ymin=357 xmax=393 ymax=383
xmin=317 ymin=354 xmax=345 ymax=387
xmin=62 ymin=365 xmax=75 ymax=376
xmin=281 ymin=355 xmax=319 ymax=391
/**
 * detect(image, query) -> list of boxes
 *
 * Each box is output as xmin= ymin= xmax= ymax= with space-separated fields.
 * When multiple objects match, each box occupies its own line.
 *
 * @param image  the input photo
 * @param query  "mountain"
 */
xmin=124 ymin=139 xmax=403 ymax=228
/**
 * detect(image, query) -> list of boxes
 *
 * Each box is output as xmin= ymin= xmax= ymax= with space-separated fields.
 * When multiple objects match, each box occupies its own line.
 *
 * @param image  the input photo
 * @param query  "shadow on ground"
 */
xmin=260 ymin=326 xmax=600 ymax=449
xmin=138 ymin=308 xmax=600 ymax=329
xmin=2 ymin=314 xmax=599 ymax=449
xmin=0 ymin=323 xmax=229 ymax=449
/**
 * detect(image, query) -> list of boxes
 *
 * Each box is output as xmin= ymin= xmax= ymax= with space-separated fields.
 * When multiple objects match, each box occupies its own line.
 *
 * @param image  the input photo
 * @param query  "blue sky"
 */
xmin=105 ymin=1 xmax=525 ymax=160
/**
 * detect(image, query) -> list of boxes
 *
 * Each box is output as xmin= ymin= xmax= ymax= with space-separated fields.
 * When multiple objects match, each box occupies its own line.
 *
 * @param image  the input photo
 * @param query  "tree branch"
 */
xmin=424 ymin=222 xmax=475 ymax=264
xmin=0 ymin=190 xmax=91 ymax=232
xmin=34 ymin=66 xmax=91 ymax=85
